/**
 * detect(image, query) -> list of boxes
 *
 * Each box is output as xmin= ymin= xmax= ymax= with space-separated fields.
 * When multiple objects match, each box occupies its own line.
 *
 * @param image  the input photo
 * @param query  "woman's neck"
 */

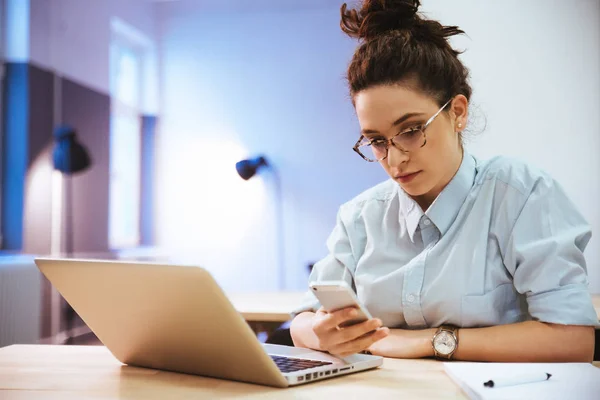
xmin=413 ymin=148 xmax=464 ymax=211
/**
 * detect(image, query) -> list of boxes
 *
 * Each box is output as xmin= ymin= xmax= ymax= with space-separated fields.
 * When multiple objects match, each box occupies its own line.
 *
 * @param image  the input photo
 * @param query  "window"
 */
xmin=109 ymin=39 xmax=142 ymax=249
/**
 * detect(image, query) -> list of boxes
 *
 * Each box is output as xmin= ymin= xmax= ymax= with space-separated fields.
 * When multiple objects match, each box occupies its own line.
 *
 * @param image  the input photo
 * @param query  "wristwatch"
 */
xmin=432 ymin=325 xmax=459 ymax=360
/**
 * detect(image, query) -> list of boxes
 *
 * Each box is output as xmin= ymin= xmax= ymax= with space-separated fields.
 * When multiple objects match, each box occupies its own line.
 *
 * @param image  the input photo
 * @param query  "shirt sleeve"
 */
xmin=503 ymin=175 xmax=598 ymax=326
xmin=291 ymin=205 xmax=357 ymax=316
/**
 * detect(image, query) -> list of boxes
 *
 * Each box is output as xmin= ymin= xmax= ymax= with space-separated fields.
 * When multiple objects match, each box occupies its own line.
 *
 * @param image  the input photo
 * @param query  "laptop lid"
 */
xmin=35 ymin=258 xmax=289 ymax=387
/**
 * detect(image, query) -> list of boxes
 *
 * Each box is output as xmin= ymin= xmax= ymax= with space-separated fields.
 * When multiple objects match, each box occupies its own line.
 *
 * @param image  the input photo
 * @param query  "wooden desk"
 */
xmin=1 ymin=345 xmax=599 ymax=399
xmin=0 ymin=345 xmax=466 ymax=399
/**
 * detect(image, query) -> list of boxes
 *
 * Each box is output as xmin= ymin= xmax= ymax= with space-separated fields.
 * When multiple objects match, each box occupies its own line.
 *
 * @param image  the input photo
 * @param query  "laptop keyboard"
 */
xmin=270 ymin=355 xmax=333 ymax=373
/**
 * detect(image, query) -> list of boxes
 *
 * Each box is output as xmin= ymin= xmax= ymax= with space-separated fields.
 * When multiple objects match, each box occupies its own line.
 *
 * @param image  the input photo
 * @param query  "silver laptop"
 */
xmin=35 ymin=258 xmax=383 ymax=387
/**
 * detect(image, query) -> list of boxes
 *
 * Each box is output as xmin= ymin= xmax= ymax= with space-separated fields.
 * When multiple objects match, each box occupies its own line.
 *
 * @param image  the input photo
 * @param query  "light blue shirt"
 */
xmin=296 ymin=153 xmax=598 ymax=328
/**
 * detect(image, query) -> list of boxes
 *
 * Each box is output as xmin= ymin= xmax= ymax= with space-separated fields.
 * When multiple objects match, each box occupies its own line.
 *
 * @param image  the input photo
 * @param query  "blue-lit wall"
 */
xmin=1 ymin=63 xmax=29 ymax=250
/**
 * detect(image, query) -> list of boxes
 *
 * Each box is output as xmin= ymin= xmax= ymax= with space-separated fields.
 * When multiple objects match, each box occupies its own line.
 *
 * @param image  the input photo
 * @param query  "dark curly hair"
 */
xmin=341 ymin=0 xmax=472 ymax=107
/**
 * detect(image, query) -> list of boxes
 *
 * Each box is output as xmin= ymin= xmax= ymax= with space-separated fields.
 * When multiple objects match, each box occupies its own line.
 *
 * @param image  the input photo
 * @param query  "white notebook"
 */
xmin=444 ymin=362 xmax=600 ymax=400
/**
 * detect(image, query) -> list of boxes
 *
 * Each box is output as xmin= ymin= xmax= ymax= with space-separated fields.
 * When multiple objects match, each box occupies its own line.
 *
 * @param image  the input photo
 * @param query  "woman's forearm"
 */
xmin=456 ymin=321 xmax=594 ymax=362
xmin=369 ymin=322 xmax=595 ymax=362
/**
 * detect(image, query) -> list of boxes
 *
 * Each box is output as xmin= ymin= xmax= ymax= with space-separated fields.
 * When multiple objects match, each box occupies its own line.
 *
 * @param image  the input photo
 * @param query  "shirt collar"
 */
xmin=398 ymin=188 xmax=424 ymax=242
xmin=398 ymin=152 xmax=478 ymax=242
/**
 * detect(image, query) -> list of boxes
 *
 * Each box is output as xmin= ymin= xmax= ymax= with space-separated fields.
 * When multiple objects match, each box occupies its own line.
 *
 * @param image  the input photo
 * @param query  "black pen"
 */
xmin=484 ymin=372 xmax=552 ymax=388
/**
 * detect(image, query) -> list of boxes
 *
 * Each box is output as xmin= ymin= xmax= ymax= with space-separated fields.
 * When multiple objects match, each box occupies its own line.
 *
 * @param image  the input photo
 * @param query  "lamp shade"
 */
xmin=236 ymin=156 xmax=268 ymax=180
xmin=52 ymin=125 xmax=92 ymax=174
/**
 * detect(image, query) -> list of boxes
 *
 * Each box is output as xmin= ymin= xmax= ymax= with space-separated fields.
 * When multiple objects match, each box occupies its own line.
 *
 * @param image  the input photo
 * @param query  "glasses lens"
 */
xmin=357 ymin=142 xmax=386 ymax=162
xmin=392 ymin=129 xmax=425 ymax=151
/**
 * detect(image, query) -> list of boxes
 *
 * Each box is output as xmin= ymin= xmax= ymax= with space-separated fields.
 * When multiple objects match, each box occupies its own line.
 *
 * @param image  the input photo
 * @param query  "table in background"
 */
xmin=229 ymin=291 xmax=306 ymax=336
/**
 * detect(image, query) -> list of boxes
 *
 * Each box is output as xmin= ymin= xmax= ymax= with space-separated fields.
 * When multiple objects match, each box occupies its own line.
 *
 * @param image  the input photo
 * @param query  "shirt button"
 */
xmin=406 ymin=294 xmax=415 ymax=303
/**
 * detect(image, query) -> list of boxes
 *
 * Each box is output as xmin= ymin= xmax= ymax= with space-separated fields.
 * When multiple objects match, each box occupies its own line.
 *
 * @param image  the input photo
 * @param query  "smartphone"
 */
xmin=309 ymin=280 xmax=373 ymax=328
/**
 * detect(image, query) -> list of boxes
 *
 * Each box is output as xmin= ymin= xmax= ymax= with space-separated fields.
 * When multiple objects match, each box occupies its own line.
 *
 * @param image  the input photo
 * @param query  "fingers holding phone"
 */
xmin=312 ymin=306 xmax=389 ymax=357
xmin=309 ymin=281 xmax=389 ymax=357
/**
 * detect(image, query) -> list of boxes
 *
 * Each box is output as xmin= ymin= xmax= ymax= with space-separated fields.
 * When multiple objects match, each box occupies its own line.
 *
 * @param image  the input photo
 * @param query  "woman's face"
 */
xmin=354 ymin=84 xmax=467 ymax=210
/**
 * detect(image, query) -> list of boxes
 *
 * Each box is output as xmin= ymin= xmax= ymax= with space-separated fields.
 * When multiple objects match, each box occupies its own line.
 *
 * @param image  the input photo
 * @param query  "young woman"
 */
xmin=290 ymin=0 xmax=597 ymax=362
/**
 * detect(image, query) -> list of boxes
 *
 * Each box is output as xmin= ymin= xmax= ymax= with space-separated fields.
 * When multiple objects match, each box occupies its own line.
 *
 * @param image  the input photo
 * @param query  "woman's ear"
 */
xmin=450 ymin=95 xmax=469 ymax=131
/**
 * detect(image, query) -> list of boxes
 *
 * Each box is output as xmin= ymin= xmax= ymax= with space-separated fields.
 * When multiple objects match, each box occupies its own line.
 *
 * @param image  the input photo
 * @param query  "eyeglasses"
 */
xmin=352 ymin=98 xmax=453 ymax=162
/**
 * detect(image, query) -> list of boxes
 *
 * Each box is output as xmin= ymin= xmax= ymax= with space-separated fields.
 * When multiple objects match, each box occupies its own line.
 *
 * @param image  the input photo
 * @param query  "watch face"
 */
xmin=434 ymin=331 xmax=456 ymax=355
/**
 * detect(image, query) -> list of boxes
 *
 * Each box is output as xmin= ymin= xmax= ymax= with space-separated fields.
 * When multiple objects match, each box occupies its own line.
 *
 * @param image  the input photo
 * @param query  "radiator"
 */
xmin=0 ymin=249 xmax=168 ymax=347
xmin=0 ymin=255 xmax=42 ymax=348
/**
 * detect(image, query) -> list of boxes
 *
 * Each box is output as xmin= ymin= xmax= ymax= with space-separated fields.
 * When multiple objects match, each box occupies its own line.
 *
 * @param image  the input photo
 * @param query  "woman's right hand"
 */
xmin=311 ymin=307 xmax=389 ymax=357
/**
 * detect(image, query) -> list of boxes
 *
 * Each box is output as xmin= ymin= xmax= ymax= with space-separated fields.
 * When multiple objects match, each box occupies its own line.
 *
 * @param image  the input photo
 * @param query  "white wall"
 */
xmin=28 ymin=0 xmax=157 ymax=96
xmin=157 ymin=3 xmax=387 ymax=292
xmin=157 ymin=0 xmax=600 ymax=293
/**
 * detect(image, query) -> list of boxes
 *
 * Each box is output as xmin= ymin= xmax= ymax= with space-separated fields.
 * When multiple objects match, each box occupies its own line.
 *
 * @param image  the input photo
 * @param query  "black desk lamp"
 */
xmin=235 ymin=156 xmax=286 ymax=289
xmin=236 ymin=156 xmax=268 ymax=181
xmin=52 ymin=125 xmax=92 ymax=256
xmin=52 ymin=124 xmax=92 ymax=344
xmin=52 ymin=125 xmax=91 ymax=176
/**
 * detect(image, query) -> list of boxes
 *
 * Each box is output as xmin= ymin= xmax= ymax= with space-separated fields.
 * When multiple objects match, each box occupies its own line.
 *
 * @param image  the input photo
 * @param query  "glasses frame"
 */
xmin=353 ymin=97 xmax=454 ymax=162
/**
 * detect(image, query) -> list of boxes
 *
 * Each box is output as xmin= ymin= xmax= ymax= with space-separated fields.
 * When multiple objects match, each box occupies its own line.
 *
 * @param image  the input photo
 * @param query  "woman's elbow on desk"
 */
xmin=541 ymin=323 xmax=595 ymax=363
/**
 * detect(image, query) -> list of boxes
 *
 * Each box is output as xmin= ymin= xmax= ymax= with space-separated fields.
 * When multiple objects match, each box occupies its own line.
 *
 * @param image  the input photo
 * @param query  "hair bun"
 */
xmin=341 ymin=0 xmax=421 ymax=40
